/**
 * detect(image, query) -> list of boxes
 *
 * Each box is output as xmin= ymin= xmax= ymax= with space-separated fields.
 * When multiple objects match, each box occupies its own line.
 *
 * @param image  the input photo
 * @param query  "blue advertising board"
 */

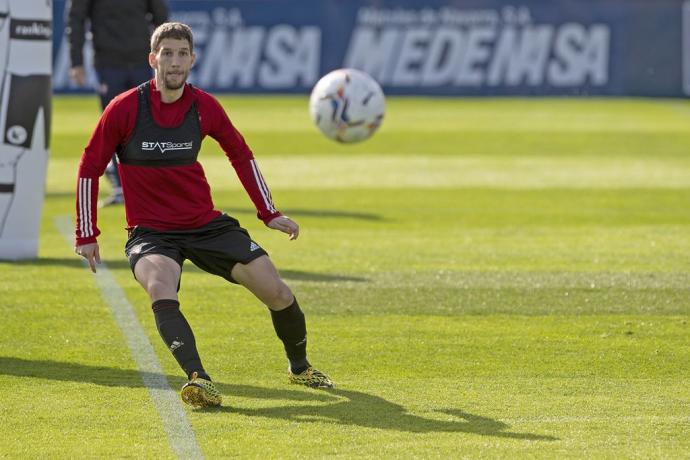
xmin=52 ymin=0 xmax=689 ymax=96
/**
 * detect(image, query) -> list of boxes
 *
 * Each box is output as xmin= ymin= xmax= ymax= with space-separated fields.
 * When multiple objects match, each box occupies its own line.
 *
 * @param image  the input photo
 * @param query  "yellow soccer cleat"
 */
xmin=180 ymin=372 xmax=222 ymax=408
xmin=288 ymin=366 xmax=334 ymax=389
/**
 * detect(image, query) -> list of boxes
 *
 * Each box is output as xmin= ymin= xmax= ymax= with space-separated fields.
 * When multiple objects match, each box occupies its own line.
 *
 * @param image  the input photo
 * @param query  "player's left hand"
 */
xmin=75 ymin=242 xmax=101 ymax=273
xmin=268 ymin=216 xmax=299 ymax=240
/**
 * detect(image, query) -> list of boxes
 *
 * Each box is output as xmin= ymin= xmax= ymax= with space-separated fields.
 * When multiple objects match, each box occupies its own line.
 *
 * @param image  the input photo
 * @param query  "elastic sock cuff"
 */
xmin=270 ymin=297 xmax=299 ymax=317
xmin=152 ymin=299 xmax=180 ymax=312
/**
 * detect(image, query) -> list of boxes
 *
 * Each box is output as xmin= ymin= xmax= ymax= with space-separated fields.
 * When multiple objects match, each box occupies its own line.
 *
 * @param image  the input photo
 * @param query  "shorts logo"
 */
xmin=141 ymin=141 xmax=194 ymax=154
xmin=6 ymin=125 xmax=27 ymax=145
xmin=250 ymin=242 xmax=260 ymax=251
xmin=129 ymin=243 xmax=145 ymax=255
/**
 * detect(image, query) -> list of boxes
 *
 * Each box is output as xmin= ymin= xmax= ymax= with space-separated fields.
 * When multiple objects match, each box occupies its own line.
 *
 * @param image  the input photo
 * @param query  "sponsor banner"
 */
xmin=684 ymin=1 xmax=690 ymax=95
xmin=10 ymin=19 xmax=52 ymax=40
xmin=53 ymin=0 xmax=686 ymax=96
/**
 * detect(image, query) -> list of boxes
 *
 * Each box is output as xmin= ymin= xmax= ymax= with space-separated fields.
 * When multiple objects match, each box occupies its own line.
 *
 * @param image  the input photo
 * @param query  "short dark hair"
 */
xmin=150 ymin=22 xmax=194 ymax=53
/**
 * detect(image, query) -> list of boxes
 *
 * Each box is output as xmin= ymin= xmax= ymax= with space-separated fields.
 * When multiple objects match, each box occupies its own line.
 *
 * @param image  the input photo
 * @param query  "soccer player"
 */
xmin=73 ymin=22 xmax=333 ymax=408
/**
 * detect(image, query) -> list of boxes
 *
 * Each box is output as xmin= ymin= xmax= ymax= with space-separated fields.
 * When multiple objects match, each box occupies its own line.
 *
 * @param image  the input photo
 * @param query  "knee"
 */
xmin=146 ymin=278 xmax=177 ymax=301
xmin=265 ymin=280 xmax=294 ymax=310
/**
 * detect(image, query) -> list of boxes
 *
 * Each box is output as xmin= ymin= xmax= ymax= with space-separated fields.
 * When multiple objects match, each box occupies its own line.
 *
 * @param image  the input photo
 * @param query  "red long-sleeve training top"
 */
xmin=75 ymin=79 xmax=281 ymax=246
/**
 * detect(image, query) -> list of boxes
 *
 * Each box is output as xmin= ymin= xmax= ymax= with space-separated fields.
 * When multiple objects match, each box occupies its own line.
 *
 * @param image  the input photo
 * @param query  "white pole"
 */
xmin=0 ymin=0 xmax=52 ymax=260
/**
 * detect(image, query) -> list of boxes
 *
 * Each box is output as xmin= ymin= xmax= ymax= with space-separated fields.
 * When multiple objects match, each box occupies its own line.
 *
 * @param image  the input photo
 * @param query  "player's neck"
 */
xmin=155 ymin=77 xmax=184 ymax=103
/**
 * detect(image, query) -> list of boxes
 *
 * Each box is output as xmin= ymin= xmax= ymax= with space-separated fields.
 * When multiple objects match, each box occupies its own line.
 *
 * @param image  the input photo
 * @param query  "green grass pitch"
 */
xmin=1 ymin=95 xmax=689 ymax=458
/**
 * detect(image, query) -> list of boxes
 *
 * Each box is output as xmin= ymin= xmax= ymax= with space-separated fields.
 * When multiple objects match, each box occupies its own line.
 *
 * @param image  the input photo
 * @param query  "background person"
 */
xmin=66 ymin=0 xmax=169 ymax=207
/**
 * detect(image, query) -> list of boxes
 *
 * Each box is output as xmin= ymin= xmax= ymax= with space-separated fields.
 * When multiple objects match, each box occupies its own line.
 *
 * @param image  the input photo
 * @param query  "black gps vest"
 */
xmin=117 ymin=82 xmax=201 ymax=167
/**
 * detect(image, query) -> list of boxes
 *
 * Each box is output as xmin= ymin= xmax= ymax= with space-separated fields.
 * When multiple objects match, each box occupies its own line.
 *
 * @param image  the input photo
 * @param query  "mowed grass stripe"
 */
xmin=52 ymin=96 xmax=690 ymax=160
xmin=46 ymin=155 xmax=690 ymax=192
xmin=54 ymin=216 xmax=204 ymax=460
xmin=53 ymin=96 xmax=690 ymax=133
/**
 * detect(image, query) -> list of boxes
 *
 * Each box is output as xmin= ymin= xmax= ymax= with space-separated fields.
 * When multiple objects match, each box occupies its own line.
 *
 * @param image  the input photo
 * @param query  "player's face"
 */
xmin=150 ymin=38 xmax=195 ymax=91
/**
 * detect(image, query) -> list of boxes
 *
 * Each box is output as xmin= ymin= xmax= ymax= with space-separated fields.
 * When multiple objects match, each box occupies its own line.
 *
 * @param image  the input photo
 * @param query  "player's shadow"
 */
xmin=0 ymin=356 xmax=556 ymax=440
xmin=3 ymin=258 xmax=367 ymax=282
xmin=278 ymin=270 xmax=367 ymax=282
xmin=222 ymin=207 xmax=384 ymax=221
xmin=0 ymin=356 xmax=162 ymax=388
xmin=45 ymin=191 xmax=81 ymax=198
xmin=3 ymin=257 xmax=132 ymax=270
xmin=212 ymin=384 xmax=557 ymax=440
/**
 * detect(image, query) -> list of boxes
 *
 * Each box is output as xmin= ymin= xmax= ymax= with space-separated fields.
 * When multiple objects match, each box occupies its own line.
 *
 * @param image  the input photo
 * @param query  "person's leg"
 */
xmin=230 ymin=255 xmax=293 ymax=309
xmin=95 ymin=66 xmax=129 ymax=205
xmin=231 ymin=255 xmax=333 ymax=388
xmin=126 ymin=64 xmax=153 ymax=89
xmin=134 ymin=254 xmax=210 ymax=380
xmin=125 ymin=225 xmax=223 ymax=407
xmin=181 ymin=216 xmax=332 ymax=387
xmin=96 ymin=67 xmax=127 ymax=111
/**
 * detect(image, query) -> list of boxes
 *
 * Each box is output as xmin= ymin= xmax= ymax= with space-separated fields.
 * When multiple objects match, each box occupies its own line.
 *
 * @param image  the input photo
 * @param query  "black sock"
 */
xmin=152 ymin=299 xmax=210 ymax=381
xmin=270 ymin=297 xmax=309 ymax=373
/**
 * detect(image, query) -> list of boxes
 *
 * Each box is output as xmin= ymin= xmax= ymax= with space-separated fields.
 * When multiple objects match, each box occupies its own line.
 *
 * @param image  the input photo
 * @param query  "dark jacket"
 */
xmin=66 ymin=0 xmax=169 ymax=68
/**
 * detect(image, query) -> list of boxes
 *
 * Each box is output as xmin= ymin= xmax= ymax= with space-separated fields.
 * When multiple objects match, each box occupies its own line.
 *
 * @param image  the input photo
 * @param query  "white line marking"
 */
xmin=55 ymin=215 xmax=204 ymax=460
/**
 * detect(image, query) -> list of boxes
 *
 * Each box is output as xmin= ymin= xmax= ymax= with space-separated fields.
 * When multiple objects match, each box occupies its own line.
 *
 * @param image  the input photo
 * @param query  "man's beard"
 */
xmin=163 ymin=71 xmax=187 ymax=90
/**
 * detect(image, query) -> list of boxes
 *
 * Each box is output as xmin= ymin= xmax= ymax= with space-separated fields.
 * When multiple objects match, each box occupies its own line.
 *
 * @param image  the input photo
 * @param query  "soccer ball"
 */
xmin=309 ymin=68 xmax=385 ymax=143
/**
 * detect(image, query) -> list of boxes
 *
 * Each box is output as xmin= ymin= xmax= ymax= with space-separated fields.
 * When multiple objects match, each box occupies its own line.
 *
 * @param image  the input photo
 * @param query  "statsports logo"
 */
xmin=141 ymin=141 xmax=194 ymax=154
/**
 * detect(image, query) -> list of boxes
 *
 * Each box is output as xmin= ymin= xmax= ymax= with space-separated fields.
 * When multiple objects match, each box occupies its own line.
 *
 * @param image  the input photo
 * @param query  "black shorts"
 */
xmin=124 ymin=214 xmax=268 ymax=284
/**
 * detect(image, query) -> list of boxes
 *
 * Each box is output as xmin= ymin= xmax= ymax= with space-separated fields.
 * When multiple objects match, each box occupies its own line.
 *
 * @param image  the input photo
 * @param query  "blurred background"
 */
xmin=52 ymin=0 xmax=690 ymax=98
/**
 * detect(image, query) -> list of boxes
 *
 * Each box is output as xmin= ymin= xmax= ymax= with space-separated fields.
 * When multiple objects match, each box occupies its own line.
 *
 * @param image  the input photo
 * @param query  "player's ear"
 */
xmin=191 ymin=52 xmax=196 ymax=67
xmin=148 ymin=52 xmax=157 ymax=68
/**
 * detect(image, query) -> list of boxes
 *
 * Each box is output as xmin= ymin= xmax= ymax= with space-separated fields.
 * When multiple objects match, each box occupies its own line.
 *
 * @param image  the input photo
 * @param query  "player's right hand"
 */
xmin=75 ymin=242 xmax=101 ymax=273
xmin=69 ymin=66 xmax=87 ymax=86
